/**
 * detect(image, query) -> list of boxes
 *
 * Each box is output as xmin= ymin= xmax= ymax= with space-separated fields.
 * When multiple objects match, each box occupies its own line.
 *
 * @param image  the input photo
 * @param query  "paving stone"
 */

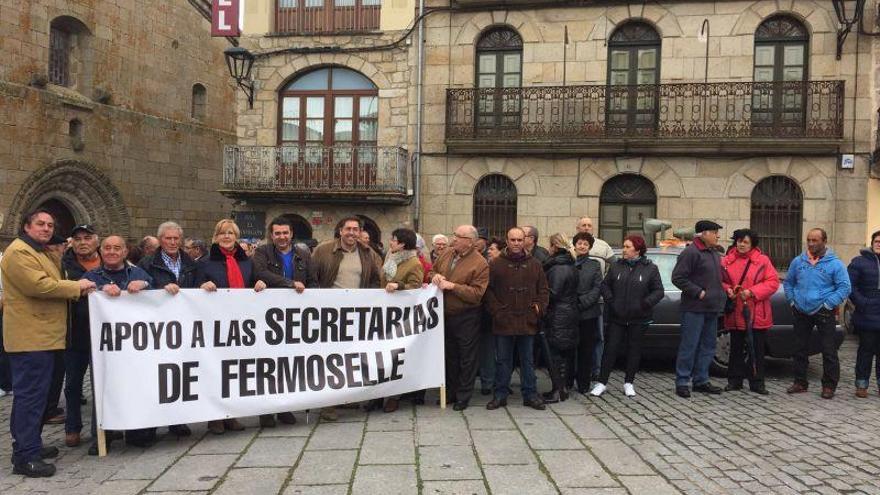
xmin=619 ymin=475 xmax=683 ymax=495
xmin=366 ymin=409 xmax=415 ymax=431
xmin=587 ymin=439 xmax=658 ymax=475
xmin=188 ymin=430 xmax=257 ymax=454
xmin=471 ymin=429 xmax=536 ymax=465
xmin=259 ymin=418 xmax=317 ymax=437
xmin=483 ymin=464 xmax=557 ymax=495
xmin=561 ymin=415 xmax=619 ymax=440
xmin=214 ymin=467 xmax=288 ymax=494
xmin=538 ymin=450 xmax=619 ymax=488
xmin=358 ymin=431 xmax=415 ymax=464
xmin=418 ymin=445 xmax=482 ymax=481
xmin=237 ymin=436 xmax=306 ymax=467
xmin=463 ymin=408 xmax=517 ymax=430
xmin=148 ymin=454 xmax=237 ymax=491
xmin=93 ymin=479 xmax=152 ymax=494
xmin=282 ymin=484 xmax=349 ymax=495
xmin=514 ymin=415 xmax=583 ymax=450
xmin=352 ymin=465 xmax=417 ymax=495
xmin=307 ymin=422 xmax=365 ymax=450
xmin=416 ymin=414 xmax=471 ymax=446
xmin=292 ymin=450 xmax=358 ymax=485
xmin=560 ymin=489 xmax=628 ymax=495
xmin=421 ymin=480 xmax=488 ymax=494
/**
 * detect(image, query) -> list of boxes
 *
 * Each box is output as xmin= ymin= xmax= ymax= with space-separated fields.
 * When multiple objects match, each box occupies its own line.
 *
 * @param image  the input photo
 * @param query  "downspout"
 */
xmin=413 ymin=0 xmax=426 ymax=231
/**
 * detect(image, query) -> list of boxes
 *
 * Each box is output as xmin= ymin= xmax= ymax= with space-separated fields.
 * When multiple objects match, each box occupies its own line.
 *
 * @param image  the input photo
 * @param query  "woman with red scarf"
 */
xmin=721 ymin=229 xmax=779 ymax=395
xmin=196 ymin=219 xmax=267 ymax=434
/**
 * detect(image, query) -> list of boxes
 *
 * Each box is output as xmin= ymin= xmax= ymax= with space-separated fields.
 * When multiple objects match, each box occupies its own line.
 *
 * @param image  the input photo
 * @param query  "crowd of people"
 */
xmin=1 ymin=208 xmax=879 ymax=479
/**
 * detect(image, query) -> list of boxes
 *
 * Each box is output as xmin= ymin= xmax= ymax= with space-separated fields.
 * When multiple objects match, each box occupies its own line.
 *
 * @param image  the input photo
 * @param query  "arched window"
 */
xmin=475 ymin=26 xmax=523 ymax=130
xmin=49 ymin=16 xmax=92 ymax=90
xmin=279 ymin=66 xmax=378 ymax=148
xmin=278 ymin=66 xmax=379 ymax=188
xmin=750 ymin=176 xmax=803 ymax=269
xmin=192 ymin=84 xmax=207 ymax=121
xmin=473 ymin=174 xmax=517 ymax=239
xmin=599 ymin=174 xmax=657 ymax=247
xmin=753 ymin=15 xmax=809 ymax=134
xmin=607 ymin=21 xmax=660 ymax=134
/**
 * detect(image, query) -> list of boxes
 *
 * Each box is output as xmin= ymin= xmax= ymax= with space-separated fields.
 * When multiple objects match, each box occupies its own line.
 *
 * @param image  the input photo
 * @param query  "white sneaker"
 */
xmin=590 ymin=383 xmax=606 ymax=397
xmin=0 ymin=389 xmax=6 ymax=398
xmin=624 ymin=383 xmax=636 ymax=397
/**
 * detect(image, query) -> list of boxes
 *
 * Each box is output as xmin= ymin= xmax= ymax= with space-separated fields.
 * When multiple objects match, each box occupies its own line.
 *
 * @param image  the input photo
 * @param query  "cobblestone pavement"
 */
xmin=2 ymin=336 xmax=880 ymax=494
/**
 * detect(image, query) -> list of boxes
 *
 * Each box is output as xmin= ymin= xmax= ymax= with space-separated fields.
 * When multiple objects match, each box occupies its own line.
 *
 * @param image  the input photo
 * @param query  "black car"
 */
xmin=625 ymin=246 xmax=844 ymax=374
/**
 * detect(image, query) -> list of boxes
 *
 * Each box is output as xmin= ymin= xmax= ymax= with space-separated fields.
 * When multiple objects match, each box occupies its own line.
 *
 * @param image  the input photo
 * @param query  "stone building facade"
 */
xmin=227 ymin=0 xmax=875 ymax=264
xmin=0 ymin=0 xmax=236 ymax=246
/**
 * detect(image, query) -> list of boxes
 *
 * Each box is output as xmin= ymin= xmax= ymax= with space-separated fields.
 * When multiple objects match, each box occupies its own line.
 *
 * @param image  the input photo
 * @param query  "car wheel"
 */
xmin=842 ymin=300 xmax=854 ymax=334
xmin=711 ymin=327 xmax=731 ymax=376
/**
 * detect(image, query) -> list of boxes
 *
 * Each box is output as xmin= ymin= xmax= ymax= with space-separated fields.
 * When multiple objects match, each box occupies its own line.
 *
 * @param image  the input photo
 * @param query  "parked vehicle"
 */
xmin=626 ymin=246 xmax=844 ymax=374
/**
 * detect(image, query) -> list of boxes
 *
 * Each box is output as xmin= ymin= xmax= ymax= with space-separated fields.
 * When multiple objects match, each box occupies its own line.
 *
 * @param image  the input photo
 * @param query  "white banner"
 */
xmin=89 ymin=286 xmax=445 ymax=430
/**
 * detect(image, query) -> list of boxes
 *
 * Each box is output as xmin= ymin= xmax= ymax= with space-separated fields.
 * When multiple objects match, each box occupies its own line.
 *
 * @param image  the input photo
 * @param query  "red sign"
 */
xmin=211 ymin=0 xmax=240 ymax=37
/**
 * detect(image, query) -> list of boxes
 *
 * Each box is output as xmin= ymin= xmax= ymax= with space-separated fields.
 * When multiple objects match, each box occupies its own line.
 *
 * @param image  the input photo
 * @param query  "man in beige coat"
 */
xmin=1 ymin=209 xmax=95 ymax=477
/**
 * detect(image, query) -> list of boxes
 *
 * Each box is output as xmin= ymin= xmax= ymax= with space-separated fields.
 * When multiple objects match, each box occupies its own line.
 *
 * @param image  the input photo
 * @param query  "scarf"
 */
xmin=624 ymin=256 xmax=642 ymax=267
xmin=383 ymin=249 xmax=417 ymax=280
xmin=505 ymin=248 xmax=528 ymax=261
xmin=221 ymin=247 xmax=245 ymax=288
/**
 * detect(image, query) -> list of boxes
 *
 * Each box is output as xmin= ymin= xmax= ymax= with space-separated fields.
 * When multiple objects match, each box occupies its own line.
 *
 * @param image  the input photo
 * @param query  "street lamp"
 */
xmin=224 ymin=46 xmax=255 ymax=109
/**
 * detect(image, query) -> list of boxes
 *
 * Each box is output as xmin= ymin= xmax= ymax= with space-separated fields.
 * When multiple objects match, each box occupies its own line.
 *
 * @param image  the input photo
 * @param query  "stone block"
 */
xmin=483 ymin=464 xmax=556 ymax=495
xmin=292 ymin=450 xmax=358 ymax=485
xmin=618 ymin=475 xmax=681 ymax=495
xmin=283 ymin=485 xmax=349 ymax=495
xmin=189 ymin=430 xmax=257 ymax=455
xmin=148 ymin=454 xmax=237 ymax=492
xmin=538 ymin=450 xmax=619 ymax=488
xmin=214 ymin=467 xmax=288 ymax=495
xmin=513 ymin=415 xmax=582 ymax=450
xmin=359 ymin=431 xmax=415 ymax=464
xmin=237 ymin=437 xmax=305 ymax=467
xmin=421 ymin=480 xmax=488 ymax=495
xmin=471 ymin=429 xmax=536 ymax=465
xmin=561 ymin=415 xmax=618 ymax=440
xmin=417 ymin=414 xmax=471 ymax=446
xmin=419 ymin=445 xmax=483 ymax=481
xmin=352 ymin=465 xmax=417 ymax=495
xmin=587 ymin=439 xmax=657 ymax=476
xmin=307 ymin=422 xmax=365 ymax=451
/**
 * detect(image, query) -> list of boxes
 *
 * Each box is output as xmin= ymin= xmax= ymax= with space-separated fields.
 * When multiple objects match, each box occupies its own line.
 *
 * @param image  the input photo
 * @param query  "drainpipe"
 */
xmin=413 ymin=0 xmax=425 ymax=231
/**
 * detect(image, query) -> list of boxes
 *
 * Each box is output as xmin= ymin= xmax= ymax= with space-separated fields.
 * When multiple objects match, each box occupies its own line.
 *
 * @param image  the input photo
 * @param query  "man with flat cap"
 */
xmin=672 ymin=220 xmax=726 ymax=398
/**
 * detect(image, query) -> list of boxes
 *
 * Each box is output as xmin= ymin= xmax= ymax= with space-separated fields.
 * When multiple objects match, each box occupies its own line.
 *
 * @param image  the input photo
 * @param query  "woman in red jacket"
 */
xmin=721 ymin=229 xmax=779 ymax=395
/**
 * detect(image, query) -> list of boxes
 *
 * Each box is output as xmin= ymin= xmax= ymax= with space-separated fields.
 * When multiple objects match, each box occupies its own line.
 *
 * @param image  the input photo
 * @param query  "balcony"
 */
xmin=221 ymin=145 xmax=411 ymax=204
xmin=273 ymin=0 xmax=380 ymax=35
xmin=445 ymin=80 xmax=845 ymax=156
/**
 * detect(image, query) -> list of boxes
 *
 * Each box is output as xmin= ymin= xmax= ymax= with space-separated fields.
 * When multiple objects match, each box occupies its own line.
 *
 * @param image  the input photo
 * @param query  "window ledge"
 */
xmin=44 ymin=84 xmax=95 ymax=111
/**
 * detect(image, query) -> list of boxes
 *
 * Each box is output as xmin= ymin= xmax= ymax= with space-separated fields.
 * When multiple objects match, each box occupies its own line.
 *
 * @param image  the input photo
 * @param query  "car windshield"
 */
xmin=646 ymin=253 xmax=678 ymax=291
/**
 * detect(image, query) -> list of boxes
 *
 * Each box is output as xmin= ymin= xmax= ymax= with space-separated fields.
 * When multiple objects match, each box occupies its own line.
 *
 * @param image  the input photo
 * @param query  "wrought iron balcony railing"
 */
xmin=446 ymin=80 xmax=844 ymax=154
xmin=274 ymin=0 xmax=380 ymax=35
xmin=222 ymin=145 xmax=409 ymax=202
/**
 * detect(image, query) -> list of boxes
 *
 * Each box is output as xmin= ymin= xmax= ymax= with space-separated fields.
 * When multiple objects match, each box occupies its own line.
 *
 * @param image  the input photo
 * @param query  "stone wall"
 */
xmin=0 ymin=0 xmax=236 ymax=245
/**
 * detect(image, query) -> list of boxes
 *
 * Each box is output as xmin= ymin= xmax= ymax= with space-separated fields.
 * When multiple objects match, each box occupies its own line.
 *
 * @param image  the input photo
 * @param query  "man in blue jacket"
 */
xmin=783 ymin=228 xmax=851 ymax=399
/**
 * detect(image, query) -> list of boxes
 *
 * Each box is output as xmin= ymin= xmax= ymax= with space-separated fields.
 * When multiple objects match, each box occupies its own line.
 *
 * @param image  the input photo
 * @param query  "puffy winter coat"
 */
xmin=543 ymin=251 xmax=580 ymax=350
xmin=601 ymin=256 xmax=665 ymax=325
xmin=848 ymin=249 xmax=880 ymax=331
xmin=783 ymin=249 xmax=851 ymax=315
xmin=195 ymin=244 xmax=258 ymax=289
xmin=574 ymin=254 xmax=602 ymax=321
xmin=721 ymin=247 xmax=779 ymax=331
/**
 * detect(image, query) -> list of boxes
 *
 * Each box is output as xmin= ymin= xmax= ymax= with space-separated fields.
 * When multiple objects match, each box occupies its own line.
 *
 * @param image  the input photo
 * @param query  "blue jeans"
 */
xmin=494 ymin=335 xmax=537 ymax=401
xmin=64 ymin=349 xmax=96 ymax=436
xmin=9 ymin=351 xmax=54 ymax=464
xmin=675 ymin=312 xmax=718 ymax=387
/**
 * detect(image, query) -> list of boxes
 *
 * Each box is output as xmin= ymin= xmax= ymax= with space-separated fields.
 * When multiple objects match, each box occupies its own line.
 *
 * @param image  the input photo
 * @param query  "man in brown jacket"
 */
xmin=430 ymin=225 xmax=489 ymax=411
xmin=485 ymin=227 xmax=549 ymax=411
xmin=310 ymin=216 xmax=382 ymax=420
xmin=1 ymin=209 xmax=96 ymax=477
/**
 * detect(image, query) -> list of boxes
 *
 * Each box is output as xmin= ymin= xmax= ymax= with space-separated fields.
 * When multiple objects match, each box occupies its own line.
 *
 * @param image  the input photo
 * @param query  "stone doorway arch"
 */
xmin=2 ymin=160 xmax=130 ymax=240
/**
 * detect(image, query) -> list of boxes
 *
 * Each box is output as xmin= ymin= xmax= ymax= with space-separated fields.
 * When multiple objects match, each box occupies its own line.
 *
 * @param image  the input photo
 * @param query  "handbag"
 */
xmin=724 ymin=259 xmax=751 ymax=315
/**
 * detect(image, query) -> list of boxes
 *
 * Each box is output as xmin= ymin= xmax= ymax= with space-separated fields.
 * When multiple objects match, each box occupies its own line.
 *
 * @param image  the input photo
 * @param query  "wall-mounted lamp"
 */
xmin=223 ymin=46 xmax=255 ymax=109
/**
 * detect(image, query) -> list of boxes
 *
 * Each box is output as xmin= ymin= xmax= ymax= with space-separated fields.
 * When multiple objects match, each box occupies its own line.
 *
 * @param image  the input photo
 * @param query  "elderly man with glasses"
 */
xmin=430 ymin=225 xmax=489 ymax=411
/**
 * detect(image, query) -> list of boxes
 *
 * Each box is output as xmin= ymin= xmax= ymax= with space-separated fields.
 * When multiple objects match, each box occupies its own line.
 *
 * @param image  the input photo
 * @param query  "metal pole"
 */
xmin=701 ymin=19 xmax=709 ymax=130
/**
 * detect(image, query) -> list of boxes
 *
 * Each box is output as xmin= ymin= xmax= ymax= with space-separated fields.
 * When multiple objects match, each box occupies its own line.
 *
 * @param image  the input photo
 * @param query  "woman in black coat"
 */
xmin=572 ymin=232 xmax=603 ymax=394
xmin=848 ymin=229 xmax=880 ymax=397
xmin=591 ymin=235 xmax=664 ymax=398
xmin=196 ymin=219 xmax=266 ymax=434
xmin=541 ymin=233 xmax=580 ymax=403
